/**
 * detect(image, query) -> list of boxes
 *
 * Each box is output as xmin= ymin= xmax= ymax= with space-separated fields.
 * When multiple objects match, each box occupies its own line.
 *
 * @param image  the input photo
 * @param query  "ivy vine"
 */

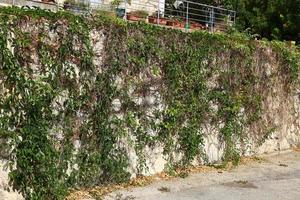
xmin=0 ymin=7 xmax=299 ymax=200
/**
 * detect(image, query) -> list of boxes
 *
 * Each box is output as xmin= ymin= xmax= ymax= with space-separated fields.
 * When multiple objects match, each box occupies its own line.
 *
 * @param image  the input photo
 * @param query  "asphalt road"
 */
xmin=105 ymin=150 xmax=300 ymax=200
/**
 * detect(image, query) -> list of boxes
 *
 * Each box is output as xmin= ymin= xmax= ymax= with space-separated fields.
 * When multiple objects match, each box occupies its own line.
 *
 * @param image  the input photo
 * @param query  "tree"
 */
xmin=182 ymin=0 xmax=300 ymax=41
xmin=222 ymin=0 xmax=300 ymax=41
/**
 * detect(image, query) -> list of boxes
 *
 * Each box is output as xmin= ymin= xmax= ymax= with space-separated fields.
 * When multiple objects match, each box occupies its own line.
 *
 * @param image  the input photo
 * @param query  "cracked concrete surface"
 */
xmin=105 ymin=150 xmax=300 ymax=200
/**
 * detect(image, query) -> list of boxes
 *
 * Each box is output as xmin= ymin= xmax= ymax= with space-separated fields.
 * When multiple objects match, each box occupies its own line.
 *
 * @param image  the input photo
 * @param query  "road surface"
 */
xmin=105 ymin=150 xmax=300 ymax=200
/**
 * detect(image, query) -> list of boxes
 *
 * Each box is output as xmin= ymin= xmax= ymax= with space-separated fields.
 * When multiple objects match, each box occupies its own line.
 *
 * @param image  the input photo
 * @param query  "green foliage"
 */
xmin=191 ymin=0 xmax=300 ymax=41
xmin=128 ymin=10 xmax=149 ymax=18
xmin=0 ymin=7 xmax=299 ymax=200
xmin=64 ymin=0 xmax=90 ymax=9
xmin=0 ymin=6 xmax=129 ymax=199
xmin=271 ymin=40 xmax=300 ymax=82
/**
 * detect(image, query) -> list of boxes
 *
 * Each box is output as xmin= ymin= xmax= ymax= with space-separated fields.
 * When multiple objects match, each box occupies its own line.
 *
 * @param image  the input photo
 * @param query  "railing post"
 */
xmin=88 ymin=0 xmax=91 ymax=14
xmin=212 ymin=8 xmax=215 ymax=32
xmin=185 ymin=1 xmax=189 ymax=32
xmin=157 ymin=0 xmax=160 ymax=25
xmin=124 ymin=0 xmax=127 ymax=20
xmin=56 ymin=0 xmax=59 ymax=12
xmin=209 ymin=7 xmax=215 ymax=32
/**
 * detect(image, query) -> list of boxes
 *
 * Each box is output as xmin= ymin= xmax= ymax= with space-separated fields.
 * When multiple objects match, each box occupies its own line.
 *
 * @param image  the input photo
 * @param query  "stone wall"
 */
xmin=0 ymin=163 xmax=23 ymax=200
xmin=0 ymin=9 xmax=299 ymax=199
xmin=77 ymin=27 xmax=300 ymax=174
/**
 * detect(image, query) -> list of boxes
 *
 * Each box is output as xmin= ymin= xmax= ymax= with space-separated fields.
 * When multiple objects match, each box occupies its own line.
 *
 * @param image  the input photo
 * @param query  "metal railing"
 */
xmin=162 ymin=0 xmax=236 ymax=32
xmin=86 ymin=0 xmax=236 ymax=32
xmin=1 ymin=0 xmax=236 ymax=32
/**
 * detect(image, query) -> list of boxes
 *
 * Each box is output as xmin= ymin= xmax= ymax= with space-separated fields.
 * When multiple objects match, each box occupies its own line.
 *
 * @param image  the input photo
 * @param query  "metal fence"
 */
xmin=1 ymin=0 xmax=236 ymax=32
xmin=88 ymin=0 xmax=236 ymax=32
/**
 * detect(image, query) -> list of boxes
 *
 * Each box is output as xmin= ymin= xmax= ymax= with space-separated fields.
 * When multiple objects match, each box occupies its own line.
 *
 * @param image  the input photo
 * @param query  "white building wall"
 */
xmin=59 ymin=0 xmax=165 ymax=15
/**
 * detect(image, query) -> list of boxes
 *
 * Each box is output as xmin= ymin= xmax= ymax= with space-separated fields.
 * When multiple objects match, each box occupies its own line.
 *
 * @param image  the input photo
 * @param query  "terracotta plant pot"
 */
xmin=181 ymin=22 xmax=187 ymax=28
xmin=148 ymin=17 xmax=167 ymax=25
xmin=148 ymin=16 xmax=155 ymax=24
xmin=160 ymin=18 xmax=168 ymax=25
xmin=190 ymin=22 xmax=205 ymax=30
xmin=42 ymin=0 xmax=55 ymax=3
xmin=127 ymin=14 xmax=146 ymax=22
xmin=166 ymin=20 xmax=175 ymax=26
xmin=166 ymin=20 xmax=185 ymax=28
xmin=174 ymin=21 xmax=185 ymax=28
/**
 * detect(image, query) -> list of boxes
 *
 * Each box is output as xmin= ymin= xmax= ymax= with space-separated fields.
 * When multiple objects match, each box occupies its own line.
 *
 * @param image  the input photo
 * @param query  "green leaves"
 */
xmin=0 ymin=7 xmax=96 ymax=199
xmin=0 ymin=6 xmax=299 ymax=200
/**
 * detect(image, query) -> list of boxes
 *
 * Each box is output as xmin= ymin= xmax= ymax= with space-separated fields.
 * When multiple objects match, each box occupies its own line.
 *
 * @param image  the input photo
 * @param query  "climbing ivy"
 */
xmin=0 ymin=7 xmax=299 ymax=200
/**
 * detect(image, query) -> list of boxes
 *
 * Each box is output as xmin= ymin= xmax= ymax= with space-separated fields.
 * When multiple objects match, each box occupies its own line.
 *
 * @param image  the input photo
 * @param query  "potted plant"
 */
xmin=189 ymin=21 xmax=205 ymax=30
xmin=166 ymin=17 xmax=185 ymax=28
xmin=148 ymin=11 xmax=167 ymax=25
xmin=78 ymin=1 xmax=89 ymax=10
xmin=111 ymin=0 xmax=131 ymax=18
xmin=63 ymin=0 xmax=75 ymax=9
xmin=127 ymin=10 xmax=148 ymax=22
xmin=64 ymin=0 xmax=89 ymax=11
xmin=96 ymin=10 xmax=117 ymax=18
